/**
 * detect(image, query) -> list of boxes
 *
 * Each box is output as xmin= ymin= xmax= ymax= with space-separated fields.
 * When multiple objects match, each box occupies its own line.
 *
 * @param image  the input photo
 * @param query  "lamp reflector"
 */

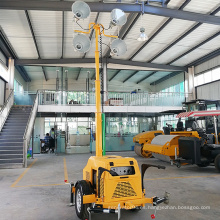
xmin=110 ymin=9 xmax=127 ymax=26
xmin=72 ymin=1 xmax=91 ymax=19
xmin=73 ymin=34 xmax=91 ymax=53
xmin=110 ymin=39 xmax=127 ymax=56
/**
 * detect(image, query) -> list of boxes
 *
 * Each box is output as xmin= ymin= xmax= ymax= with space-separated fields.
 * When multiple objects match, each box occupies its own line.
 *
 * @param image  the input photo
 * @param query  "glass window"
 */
xmin=197 ymin=74 xmax=204 ymax=86
xmin=212 ymin=68 xmax=220 ymax=81
xmin=204 ymin=71 xmax=211 ymax=84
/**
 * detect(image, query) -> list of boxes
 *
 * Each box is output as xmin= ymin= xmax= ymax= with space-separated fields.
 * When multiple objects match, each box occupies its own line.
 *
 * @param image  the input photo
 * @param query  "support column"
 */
xmin=103 ymin=59 xmax=108 ymax=103
xmin=185 ymin=67 xmax=195 ymax=102
xmin=5 ymin=58 xmax=14 ymax=99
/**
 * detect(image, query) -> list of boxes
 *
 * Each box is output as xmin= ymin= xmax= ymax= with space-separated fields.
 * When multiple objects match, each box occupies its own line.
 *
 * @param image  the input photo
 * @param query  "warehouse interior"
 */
xmin=0 ymin=0 xmax=220 ymax=220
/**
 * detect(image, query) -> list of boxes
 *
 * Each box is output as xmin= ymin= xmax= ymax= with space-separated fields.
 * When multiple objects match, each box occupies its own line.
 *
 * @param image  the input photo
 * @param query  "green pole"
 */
xmin=102 ymin=113 xmax=106 ymax=156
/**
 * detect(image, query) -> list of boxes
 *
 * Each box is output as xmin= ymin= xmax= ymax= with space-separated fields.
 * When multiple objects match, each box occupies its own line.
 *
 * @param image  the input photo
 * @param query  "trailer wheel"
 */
xmin=75 ymin=180 xmax=93 ymax=220
xmin=214 ymin=154 xmax=220 ymax=172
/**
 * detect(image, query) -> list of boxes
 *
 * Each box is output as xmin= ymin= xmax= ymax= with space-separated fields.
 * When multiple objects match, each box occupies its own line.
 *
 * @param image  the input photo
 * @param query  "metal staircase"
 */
xmin=0 ymin=106 xmax=32 ymax=168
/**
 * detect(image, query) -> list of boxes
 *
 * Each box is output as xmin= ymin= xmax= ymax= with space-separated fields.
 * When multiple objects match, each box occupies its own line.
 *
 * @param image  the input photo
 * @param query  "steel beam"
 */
xmin=109 ymin=70 xmax=121 ymax=82
xmin=187 ymin=48 xmax=220 ymax=67
xmin=136 ymin=71 xmax=157 ymax=84
xmin=108 ymin=58 xmax=187 ymax=71
xmin=150 ymin=71 xmax=182 ymax=85
xmin=25 ymin=10 xmax=47 ymax=81
xmin=149 ymin=6 xmax=220 ymax=62
xmin=15 ymin=58 xmax=95 ymax=65
xmin=123 ymin=70 xmax=139 ymax=83
xmin=1 ymin=1 xmax=220 ymax=25
xmin=130 ymin=0 xmax=191 ymax=60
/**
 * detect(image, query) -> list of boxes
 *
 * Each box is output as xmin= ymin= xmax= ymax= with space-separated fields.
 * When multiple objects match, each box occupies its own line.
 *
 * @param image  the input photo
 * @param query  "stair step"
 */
xmin=0 ymin=146 xmax=23 ymax=150
xmin=0 ymin=154 xmax=23 ymax=159
xmin=0 ymin=139 xmax=23 ymax=142
xmin=0 ymin=150 xmax=23 ymax=154
xmin=3 ymin=125 xmax=27 ymax=129
xmin=0 ymin=158 xmax=23 ymax=164
xmin=0 ymin=142 xmax=23 ymax=146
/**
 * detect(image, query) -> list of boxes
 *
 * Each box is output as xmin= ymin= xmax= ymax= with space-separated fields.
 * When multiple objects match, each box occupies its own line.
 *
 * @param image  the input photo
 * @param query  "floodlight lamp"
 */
xmin=72 ymin=1 xmax=91 ymax=19
xmin=110 ymin=9 xmax=127 ymax=27
xmin=73 ymin=34 xmax=91 ymax=53
xmin=110 ymin=38 xmax=127 ymax=56
xmin=137 ymin=27 xmax=148 ymax=41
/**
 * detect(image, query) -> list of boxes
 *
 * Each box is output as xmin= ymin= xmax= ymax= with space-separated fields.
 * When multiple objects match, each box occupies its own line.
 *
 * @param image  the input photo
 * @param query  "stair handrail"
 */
xmin=23 ymin=91 xmax=38 ymax=167
xmin=0 ymin=90 xmax=14 ymax=131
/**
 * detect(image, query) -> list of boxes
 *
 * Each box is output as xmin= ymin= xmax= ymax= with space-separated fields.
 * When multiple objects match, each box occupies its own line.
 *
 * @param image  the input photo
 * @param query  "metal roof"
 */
xmin=0 ymin=0 xmax=220 ymax=86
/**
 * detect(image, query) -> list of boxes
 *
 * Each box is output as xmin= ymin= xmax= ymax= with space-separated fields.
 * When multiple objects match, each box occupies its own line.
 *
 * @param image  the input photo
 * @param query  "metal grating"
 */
xmin=111 ymin=181 xmax=137 ymax=199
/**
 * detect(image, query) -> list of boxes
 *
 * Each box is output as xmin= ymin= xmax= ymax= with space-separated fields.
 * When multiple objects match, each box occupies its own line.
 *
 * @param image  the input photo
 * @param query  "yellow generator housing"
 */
xmin=82 ymin=155 xmax=153 ymax=208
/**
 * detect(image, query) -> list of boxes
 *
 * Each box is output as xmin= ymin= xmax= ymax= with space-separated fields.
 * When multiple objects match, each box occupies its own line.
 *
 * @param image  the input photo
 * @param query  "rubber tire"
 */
xmin=214 ymin=154 xmax=220 ymax=172
xmin=75 ymin=180 xmax=92 ymax=220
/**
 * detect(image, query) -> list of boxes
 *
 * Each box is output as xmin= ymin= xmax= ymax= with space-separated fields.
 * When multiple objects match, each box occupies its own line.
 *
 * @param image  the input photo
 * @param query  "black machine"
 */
xmin=175 ymin=121 xmax=220 ymax=172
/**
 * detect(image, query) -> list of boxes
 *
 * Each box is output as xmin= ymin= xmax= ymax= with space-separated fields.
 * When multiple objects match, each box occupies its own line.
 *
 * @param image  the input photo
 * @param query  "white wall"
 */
xmin=153 ymin=72 xmax=184 ymax=92
xmin=195 ymin=55 xmax=220 ymax=74
xmin=34 ymin=118 xmax=45 ymax=139
xmin=27 ymin=77 xmax=152 ymax=92
xmin=197 ymin=81 xmax=220 ymax=100
xmin=14 ymin=68 xmax=27 ymax=90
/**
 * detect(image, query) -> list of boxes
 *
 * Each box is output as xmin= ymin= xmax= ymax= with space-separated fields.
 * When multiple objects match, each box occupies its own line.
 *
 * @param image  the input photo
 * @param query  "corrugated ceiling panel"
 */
xmin=150 ymin=19 xmax=195 ymax=45
xmin=0 ymin=10 xmax=38 ymax=58
xmin=198 ymin=35 xmax=220 ymax=50
xmin=183 ymin=0 xmax=220 ymax=14
xmin=132 ymin=41 xmax=167 ymax=62
xmin=120 ymin=14 xmax=166 ymax=60
xmin=168 ymin=0 xmax=186 ymax=9
xmin=78 ymin=68 xmax=95 ymax=80
xmin=172 ymin=48 xmax=212 ymax=66
xmin=36 ymin=37 xmax=62 ymax=58
xmin=152 ymin=44 xmax=191 ymax=64
xmin=172 ymin=35 xmax=220 ymax=66
xmin=146 ymin=72 xmax=171 ymax=83
xmin=113 ymin=70 xmax=134 ymax=81
xmin=107 ymin=69 xmax=118 ymax=81
xmin=128 ymin=71 xmax=152 ymax=83
xmin=29 ymin=11 xmax=62 ymax=58
xmin=29 ymin=11 xmax=62 ymax=37
xmin=174 ymin=23 xmax=220 ymax=48
xmin=24 ymin=66 xmax=44 ymax=80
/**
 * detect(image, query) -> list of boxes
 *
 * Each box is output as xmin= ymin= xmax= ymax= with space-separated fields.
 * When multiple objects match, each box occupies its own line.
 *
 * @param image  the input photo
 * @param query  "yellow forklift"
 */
xmin=67 ymin=1 xmax=169 ymax=220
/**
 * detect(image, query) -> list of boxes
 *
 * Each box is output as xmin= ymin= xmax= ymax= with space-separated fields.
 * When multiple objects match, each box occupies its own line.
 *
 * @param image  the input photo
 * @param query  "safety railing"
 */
xmin=37 ymin=90 xmax=191 ymax=107
xmin=0 ymin=90 xmax=14 ymax=131
xmin=23 ymin=92 xmax=38 ymax=167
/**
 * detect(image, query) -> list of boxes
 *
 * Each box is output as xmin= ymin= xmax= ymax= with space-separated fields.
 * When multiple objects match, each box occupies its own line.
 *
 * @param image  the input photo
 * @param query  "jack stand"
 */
xmin=69 ymin=182 xmax=75 ymax=206
xmin=87 ymin=203 xmax=121 ymax=220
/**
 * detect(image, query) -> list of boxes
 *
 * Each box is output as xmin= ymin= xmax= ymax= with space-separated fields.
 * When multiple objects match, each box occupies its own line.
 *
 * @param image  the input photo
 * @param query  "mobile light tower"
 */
xmin=69 ymin=1 xmax=169 ymax=220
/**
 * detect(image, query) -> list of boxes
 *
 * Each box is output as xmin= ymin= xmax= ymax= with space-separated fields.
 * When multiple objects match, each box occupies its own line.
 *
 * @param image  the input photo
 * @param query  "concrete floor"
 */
xmin=0 ymin=151 xmax=220 ymax=220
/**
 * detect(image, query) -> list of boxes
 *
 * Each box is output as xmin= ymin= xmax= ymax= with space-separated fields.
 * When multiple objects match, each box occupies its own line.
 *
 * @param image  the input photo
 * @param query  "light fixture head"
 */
xmin=110 ymin=8 xmax=127 ymax=27
xmin=137 ymin=27 xmax=148 ymax=41
xmin=72 ymin=1 xmax=91 ymax=19
xmin=73 ymin=34 xmax=91 ymax=53
xmin=110 ymin=38 xmax=127 ymax=56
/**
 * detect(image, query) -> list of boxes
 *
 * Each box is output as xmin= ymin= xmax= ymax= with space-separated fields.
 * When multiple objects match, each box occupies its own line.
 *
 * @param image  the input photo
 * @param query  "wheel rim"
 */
xmin=76 ymin=189 xmax=82 ymax=213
